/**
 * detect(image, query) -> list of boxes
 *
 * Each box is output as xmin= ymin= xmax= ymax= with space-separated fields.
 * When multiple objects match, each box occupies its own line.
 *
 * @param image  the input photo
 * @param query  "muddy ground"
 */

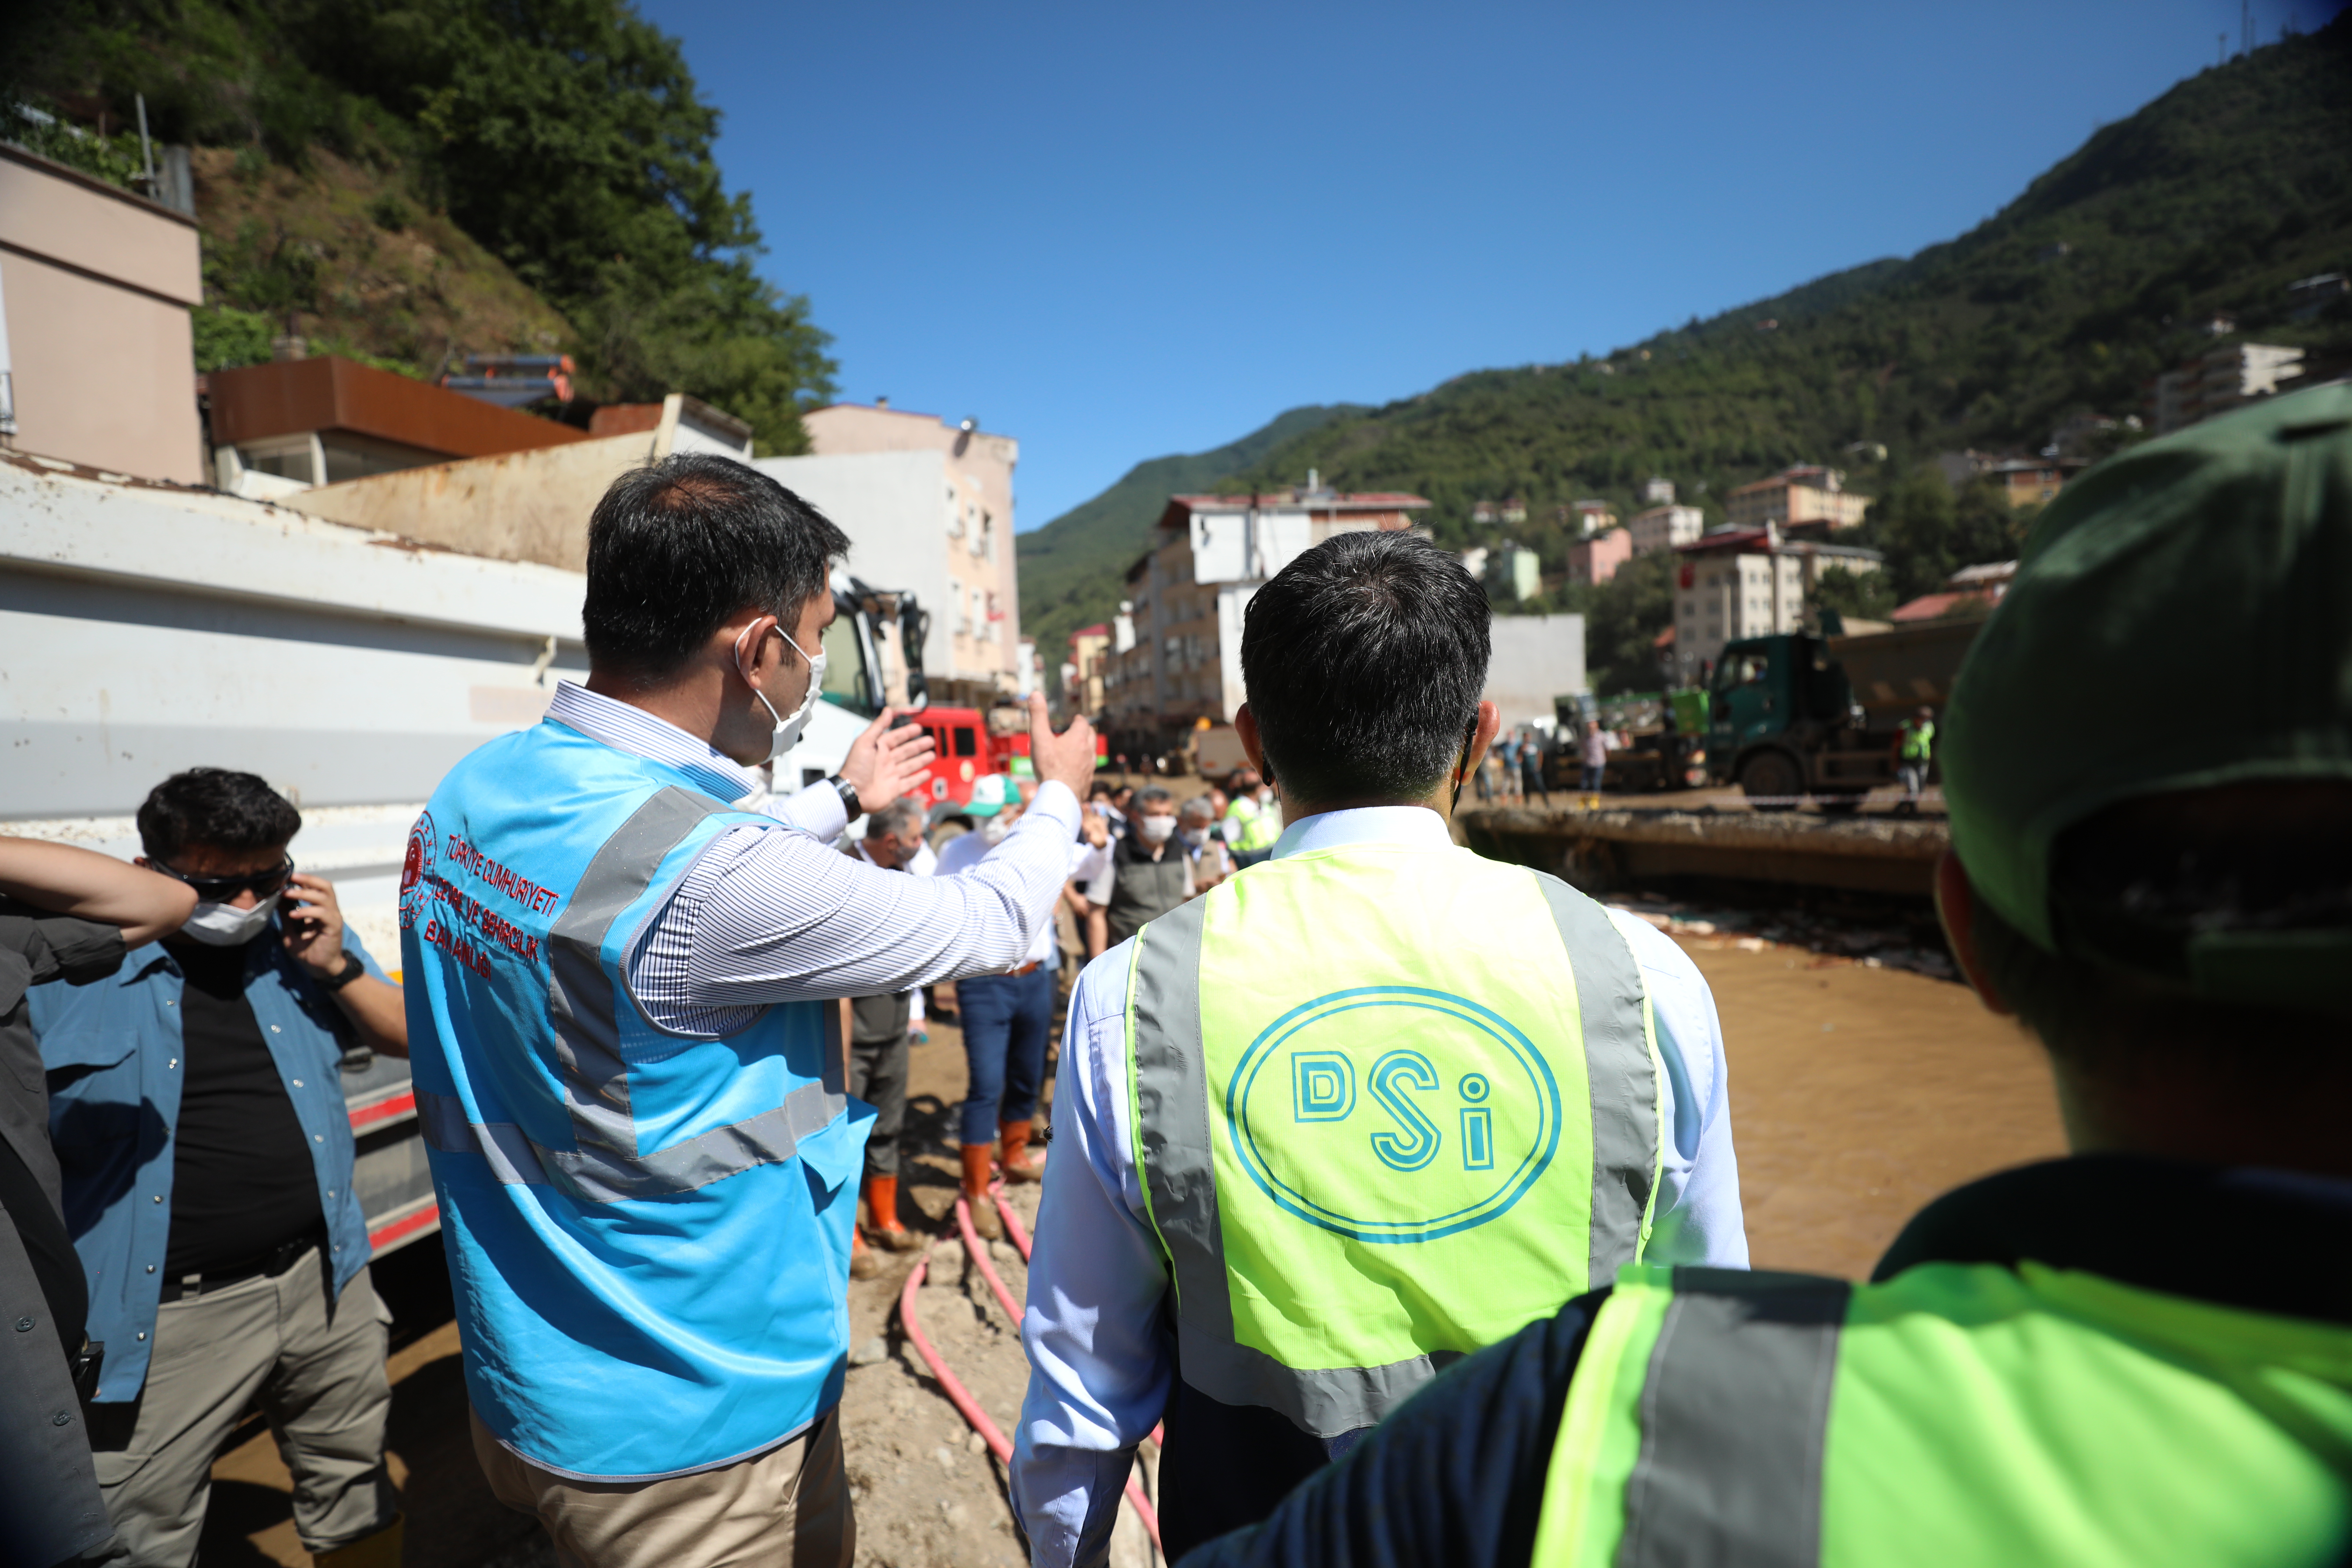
xmin=197 ymin=896 xmax=2063 ymax=1566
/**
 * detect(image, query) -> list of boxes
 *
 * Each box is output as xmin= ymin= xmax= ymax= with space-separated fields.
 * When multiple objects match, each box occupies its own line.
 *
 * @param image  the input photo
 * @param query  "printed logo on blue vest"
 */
xmin=400 ymin=812 xmax=436 ymax=930
xmin=1225 ymin=987 xmax=1563 ymax=1243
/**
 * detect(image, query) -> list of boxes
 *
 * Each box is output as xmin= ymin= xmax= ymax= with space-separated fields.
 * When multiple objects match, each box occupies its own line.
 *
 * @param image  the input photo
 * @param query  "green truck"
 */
xmin=1704 ymin=614 xmax=1986 ymax=809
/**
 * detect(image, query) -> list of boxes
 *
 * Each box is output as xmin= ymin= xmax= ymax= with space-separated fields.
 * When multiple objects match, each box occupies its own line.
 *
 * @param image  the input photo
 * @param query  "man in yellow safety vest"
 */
xmin=1009 ymin=530 xmax=1748 ymax=1564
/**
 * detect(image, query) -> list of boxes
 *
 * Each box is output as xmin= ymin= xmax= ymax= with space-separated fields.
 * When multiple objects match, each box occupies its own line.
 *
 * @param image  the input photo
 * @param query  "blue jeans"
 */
xmin=1581 ymin=764 xmax=1605 ymax=792
xmin=956 ymin=966 xmax=1056 ymax=1146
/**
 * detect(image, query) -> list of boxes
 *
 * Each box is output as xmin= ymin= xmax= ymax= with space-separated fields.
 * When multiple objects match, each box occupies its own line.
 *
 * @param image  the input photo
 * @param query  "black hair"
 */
xmin=1971 ymin=780 xmax=2352 ymax=1086
xmin=137 ymin=769 xmax=302 ymax=861
xmin=1240 ymin=530 xmax=1490 ymax=805
xmin=582 ymin=454 xmax=851 ymax=686
xmin=864 ymin=797 xmax=924 ymax=838
xmin=1088 ymin=781 xmax=1116 ymax=800
xmin=1135 ymin=786 xmax=1175 ymax=808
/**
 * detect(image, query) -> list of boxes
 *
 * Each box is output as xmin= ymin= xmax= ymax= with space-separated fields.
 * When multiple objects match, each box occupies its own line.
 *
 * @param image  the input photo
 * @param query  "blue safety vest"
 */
xmin=403 ymin=718 xmax=872 ymax=1479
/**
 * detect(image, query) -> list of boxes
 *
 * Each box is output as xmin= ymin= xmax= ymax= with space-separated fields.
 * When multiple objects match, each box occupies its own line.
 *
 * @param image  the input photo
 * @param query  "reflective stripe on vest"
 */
xmin=1536 ymin=1262 xmax=2352 ymax=1567
xmin=419 ymin=786 xmax=845 ymax=1203
xmin=1128 ymin=848 xmax=1662 ymax=1437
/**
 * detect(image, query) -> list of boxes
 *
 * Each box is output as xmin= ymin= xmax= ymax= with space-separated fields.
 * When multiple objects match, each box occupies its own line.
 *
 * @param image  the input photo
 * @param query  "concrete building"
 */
xmin=1064 ymin=622 xmax=1111 ymax=720
xmin=1488 ymin=544 xmax=1542 ymax=603
xmin=1628 ymin=503 xmax=1704 ymax=556
xmin=1569 ymin=499 xmax=1617 ymax=536
xmin=1568 ymin=528 xmax=1631 ymax=586
xmin=1485 ymin=615 xmax=1587 ymax=729
xmin=208 ymin=355 xmax=590 ymax=499
xmin=1471 ymin=498 xmax=1528 ymax=526
xmin=2146 ymin=343 xmax=2306 ymax=434
xmin=1671 ymin=527 xmax=1884 ymax=681
xmin=1640 ymin=476 xmax=1676 ymax=505
xmin=802 ymin=401 xmax=1024 ymax=704
xmin=1724 ymin=465 xmax=1872 ymax=532
xmin=1113 ymin=486 xmax=1430 ymax=753
xmin=0 ymin=141 xmax=203 ymax=483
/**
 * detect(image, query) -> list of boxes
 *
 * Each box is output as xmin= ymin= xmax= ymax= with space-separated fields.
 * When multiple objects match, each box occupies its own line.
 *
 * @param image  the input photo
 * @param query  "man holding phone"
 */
xmin=32 ymin=767 xmax=409 ymax=1568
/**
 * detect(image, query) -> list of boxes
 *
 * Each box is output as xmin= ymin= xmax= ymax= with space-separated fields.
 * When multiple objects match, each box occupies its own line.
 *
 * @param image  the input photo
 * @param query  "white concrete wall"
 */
xmin=1485 ymin=614 xmax=1587 ymax=727
xmin=756 ymin=450 xmax=955 ymax=684
xmin=1188 ymin=509 xmax=1311 ymax=585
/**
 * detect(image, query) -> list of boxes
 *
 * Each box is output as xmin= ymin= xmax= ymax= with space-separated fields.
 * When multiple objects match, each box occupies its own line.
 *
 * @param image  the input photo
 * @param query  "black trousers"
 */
xmin=847 ymin=1032 xmax=908 ymax=1178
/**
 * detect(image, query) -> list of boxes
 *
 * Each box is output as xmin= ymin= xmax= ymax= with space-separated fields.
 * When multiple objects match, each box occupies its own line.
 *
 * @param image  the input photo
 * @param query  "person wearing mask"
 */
xmin=1088 ymin=787 xmax=1190 ymax=948
xmin=1087 ymin=779 xmax=1128 ymax=843
xmin=33 ymin=770 xmax=410 ymax=1568
xmin=1178 ymin=796 xmax=1235 ymax=893
xmin=405 ymin=455 xmax=1096 ymax=1568
xmin=936 ymin=777 xmax=1111 ymax=1239
xmin=1012 ymin=532 xmax=1746 ymax=1563
xmin=1180 ymin=380 xmax=2352 ymax=1568
xmin=842 ymin=798 xmax=932 ymax=1278
xmin=0 ymin=839 xmax=195 ymax=1568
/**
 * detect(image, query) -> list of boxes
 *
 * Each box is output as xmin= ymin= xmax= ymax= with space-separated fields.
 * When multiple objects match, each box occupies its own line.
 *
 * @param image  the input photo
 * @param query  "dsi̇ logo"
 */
xmin=1225 ymin=987 xmax=1561 ymax=1244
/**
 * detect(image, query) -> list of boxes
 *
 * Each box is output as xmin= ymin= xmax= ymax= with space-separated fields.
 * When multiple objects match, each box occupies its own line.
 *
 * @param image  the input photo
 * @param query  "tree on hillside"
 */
xmin=10 ymin=0 xmax=835 ymax=453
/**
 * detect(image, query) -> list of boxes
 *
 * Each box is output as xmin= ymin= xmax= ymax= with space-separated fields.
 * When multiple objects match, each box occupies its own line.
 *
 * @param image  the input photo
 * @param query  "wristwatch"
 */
xmin=318 ymin=950 xmax=366 ymax=991
xmin=827 ymin=774 xmax=862 ymax=819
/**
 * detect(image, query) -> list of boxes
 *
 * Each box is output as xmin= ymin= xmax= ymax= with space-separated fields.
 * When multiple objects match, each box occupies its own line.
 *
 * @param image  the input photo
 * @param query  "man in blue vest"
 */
xmin=405 ymin=454 xmax=1098 ymax=1568
xmin=1175 ymin=383 xmax=2352 ymax=1568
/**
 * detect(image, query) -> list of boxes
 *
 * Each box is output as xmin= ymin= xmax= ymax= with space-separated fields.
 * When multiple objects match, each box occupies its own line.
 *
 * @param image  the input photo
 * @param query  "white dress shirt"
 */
xmin=542 ymin=682 xmax=1077 ymax=1031
xmin=936 ymin=825 xmax=1112 ymax=970
xmin=1008 ymin=805 xmax=1749 ymax=1567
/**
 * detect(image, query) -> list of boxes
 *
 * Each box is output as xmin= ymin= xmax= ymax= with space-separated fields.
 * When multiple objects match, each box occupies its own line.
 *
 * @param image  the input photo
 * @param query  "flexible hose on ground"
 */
xmin=897 ymin=1190 xmax=1163 ymax=1554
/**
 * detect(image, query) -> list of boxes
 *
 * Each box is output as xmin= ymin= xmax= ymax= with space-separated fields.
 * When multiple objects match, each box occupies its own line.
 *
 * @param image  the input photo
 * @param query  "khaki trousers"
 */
xmin=473 ymin=1407 xmax=854 ymax=1568
xmin=85 ymin=1247 xmax=399 ymax=1567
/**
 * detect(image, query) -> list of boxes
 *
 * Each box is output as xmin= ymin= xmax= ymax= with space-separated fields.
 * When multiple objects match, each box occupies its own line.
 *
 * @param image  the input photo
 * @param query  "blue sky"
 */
xmin=642 ymin=0 xmax=2339 ymax=529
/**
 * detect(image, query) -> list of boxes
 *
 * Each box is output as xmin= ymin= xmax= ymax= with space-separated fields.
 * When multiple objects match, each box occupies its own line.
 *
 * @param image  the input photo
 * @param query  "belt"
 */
xmin=1006 ymin=961 xmax=1043 ymax=977
xmin=159 ymin=1231 xmax=322 ymax=1303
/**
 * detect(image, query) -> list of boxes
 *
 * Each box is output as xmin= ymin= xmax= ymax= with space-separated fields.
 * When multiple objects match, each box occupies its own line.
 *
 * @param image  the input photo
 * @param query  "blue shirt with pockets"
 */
xmin=30 ymin=922 xmax=389 ymax=1402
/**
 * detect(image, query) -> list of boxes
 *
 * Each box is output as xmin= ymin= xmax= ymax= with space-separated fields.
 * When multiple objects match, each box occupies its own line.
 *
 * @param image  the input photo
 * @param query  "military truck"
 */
xmin=1704 ymin=613 xmax=1985 ymax=809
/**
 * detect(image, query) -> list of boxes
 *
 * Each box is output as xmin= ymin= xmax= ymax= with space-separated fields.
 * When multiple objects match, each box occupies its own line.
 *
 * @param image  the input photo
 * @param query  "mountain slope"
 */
xmin=1227 ymin=21 xmax=2351 ymax=550
xmin=1018 ymin=403 xmax=1366 ymax=659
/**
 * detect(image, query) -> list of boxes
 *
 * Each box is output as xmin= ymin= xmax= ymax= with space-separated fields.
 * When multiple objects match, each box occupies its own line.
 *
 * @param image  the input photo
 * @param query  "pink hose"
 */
xmin=901 ymin=1193 xmax=1164 ymax=1553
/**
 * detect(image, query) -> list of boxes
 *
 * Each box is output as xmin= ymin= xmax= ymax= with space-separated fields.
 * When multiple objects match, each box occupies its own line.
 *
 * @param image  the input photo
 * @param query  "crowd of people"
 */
xmin=2 ymin=380 xmax=2347 ymax=1567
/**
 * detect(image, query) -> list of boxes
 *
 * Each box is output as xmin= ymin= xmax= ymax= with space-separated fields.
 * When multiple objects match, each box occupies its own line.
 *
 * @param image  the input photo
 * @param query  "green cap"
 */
xmin=965 ymin=772 xmax=1011 ymax=817
xmin=1943 ymin=379 xmax=2352 ymax=1011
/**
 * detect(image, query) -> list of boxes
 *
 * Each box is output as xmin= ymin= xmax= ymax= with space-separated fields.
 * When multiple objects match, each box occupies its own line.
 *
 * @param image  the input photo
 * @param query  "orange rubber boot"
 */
xmin=960 ymin=1143 xmax=1004 ymax=1241
xmin=862 ymin=1175 xmax=922 ymax=1252
xmin=999 ymin=1119 xmax=1045 ymax=1184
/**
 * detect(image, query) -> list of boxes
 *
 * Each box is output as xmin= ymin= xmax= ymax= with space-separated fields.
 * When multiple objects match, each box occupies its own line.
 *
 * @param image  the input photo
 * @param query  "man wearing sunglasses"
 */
xmin=31 ymin=767 xmax=408 ymax=1568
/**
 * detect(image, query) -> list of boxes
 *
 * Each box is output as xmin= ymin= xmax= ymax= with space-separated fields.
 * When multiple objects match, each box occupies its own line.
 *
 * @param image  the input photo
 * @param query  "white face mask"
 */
xmin=1137 ymin=814 xmax=1177 ymax=844
xmin=736 ymin=617 xmax=828 ymax=763
xmin=979 ymin=813 xmax=1012 ymax=846
xmin=1180 ymin=826 xmax=1210 ymax=848
xmin=181 ymin=897 xmax=276 ymax=947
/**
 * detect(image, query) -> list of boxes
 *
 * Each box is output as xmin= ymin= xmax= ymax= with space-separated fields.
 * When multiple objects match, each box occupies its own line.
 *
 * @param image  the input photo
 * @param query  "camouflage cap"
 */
xmin=1942 ymin=379 xmax=2352 ymax=1011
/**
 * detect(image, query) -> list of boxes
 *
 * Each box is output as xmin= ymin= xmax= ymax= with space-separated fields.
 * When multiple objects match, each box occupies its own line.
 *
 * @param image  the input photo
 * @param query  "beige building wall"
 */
xmin=803 ymin=404 xmax=1022 ymax=693
xmin=0 ymin=146 xmax=204 ymax=483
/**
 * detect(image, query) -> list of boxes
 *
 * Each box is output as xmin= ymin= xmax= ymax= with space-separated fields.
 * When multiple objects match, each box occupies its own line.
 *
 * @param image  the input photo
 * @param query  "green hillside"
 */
xmin=6 ymin=0 xmax=835 ymax=453
xmin=1018 ymin=403 xmax=1365 ymax=659
xmin=1195 ymin=20 xmax=2347 ymax=690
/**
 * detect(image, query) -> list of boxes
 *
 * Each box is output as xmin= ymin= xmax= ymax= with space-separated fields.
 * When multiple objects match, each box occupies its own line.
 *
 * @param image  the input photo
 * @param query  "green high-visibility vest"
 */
xmin=1900 ymin=720 xmax=1935 ymax=761
xmin=1534 ymin=1261 xmax=2352 ymax=1566
xmin=1227 ymin=796 xmax=1284 ymax=853
xmin=1125 ymin=842 xmax=1664 ymax=1437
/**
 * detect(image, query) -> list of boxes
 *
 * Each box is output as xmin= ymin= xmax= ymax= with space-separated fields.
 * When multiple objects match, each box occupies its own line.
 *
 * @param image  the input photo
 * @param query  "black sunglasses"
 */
xmin=150 ymin=855 xmax=295 ymax=903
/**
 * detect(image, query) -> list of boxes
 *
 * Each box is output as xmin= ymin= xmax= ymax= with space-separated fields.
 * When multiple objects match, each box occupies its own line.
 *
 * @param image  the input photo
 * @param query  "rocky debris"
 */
xmin=1610 ymin=894 xmax=1959 ymax=981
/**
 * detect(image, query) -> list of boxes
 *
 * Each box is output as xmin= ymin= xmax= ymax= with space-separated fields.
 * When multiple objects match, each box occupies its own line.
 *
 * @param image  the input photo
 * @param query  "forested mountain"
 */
xmin=5 ymin=0 xmax=835 ymax=453
xmin=1017 ymin=404 xmax=1364 ymax=659
xmin=1037 ymin=20 xmax=2352 ymax=692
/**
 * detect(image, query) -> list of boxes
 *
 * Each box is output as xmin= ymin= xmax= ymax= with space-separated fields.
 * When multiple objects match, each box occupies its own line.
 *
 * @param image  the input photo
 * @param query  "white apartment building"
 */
xmin=1725 ymin=465 xmax=1872 ymax=531
xmin=787 ymin=401 xmax=1023 ymax=707
xmin=2147 ymin=343 xmax=2306 ymax=434
xmin=1640 ymin=476 xmax=1676 ymax=505
xmin=1628 ymin=503 xmax=1705 ymax=556
xmin=1671 ymin=528 xmax=1883 ymax=680
xmin=1112 ymin=486 xmax=1429 ymax=754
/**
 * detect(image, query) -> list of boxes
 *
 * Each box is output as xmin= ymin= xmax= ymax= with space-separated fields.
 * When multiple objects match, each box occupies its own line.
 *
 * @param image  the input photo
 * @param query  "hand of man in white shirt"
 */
xmin=1029 ymin=694 xmax=1099 ymax=799
xmin=837 ymin=708 xmax=936 ymax=811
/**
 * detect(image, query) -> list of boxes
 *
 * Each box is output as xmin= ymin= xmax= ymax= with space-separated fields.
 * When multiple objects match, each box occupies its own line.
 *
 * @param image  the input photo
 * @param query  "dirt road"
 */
xmin=197 ymin=921 xmax=2064 ymax=1566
